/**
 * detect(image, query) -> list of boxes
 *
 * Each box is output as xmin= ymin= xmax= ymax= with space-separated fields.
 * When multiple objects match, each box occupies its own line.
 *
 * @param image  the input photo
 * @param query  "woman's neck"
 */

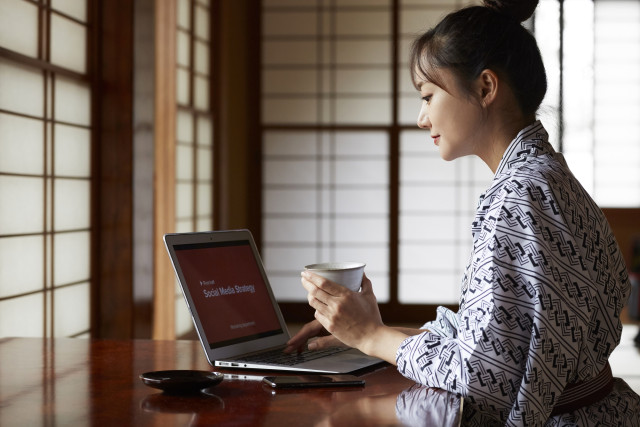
xmin=479 ymin=114 xmax=536 ymax=173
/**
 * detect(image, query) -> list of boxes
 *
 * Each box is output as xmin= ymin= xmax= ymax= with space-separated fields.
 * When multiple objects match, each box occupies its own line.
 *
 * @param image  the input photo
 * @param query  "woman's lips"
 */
xmin=432 ymin=135 xmax=440 ymax=146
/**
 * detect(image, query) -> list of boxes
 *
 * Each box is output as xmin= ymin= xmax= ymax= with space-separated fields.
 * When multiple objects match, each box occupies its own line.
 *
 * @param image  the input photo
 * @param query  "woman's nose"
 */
xmin=417 ymin=104 xmax=430 ymax=129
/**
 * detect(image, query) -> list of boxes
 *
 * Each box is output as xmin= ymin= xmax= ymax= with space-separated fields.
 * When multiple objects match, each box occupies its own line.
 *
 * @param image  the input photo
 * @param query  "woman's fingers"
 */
xmin=360 ymin=273 xmax=373 ymax=293
xmin=300 ymin=270 xmax=383 ymax=353
xmin=308 ymin=335 xmax=346 ymax=351
xmin=302 ymin=270 xmax=355 ymax=311
xmin=303 ymin=271 xmax=365 ymax=329
xmin=302 ymin=271 xmax=348 ymax=297
xmin=283 ymin=318 xmax=347 ymax=353
xmin=313 ymin=308 xmax=337 ymax=336
xmin=284 ymin=319 xmax=325 ymax=353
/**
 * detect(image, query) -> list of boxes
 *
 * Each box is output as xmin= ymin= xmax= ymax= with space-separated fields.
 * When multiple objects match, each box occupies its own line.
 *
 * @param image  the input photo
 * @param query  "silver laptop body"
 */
xmin=164 ymin=229 xmax=383 ymax=374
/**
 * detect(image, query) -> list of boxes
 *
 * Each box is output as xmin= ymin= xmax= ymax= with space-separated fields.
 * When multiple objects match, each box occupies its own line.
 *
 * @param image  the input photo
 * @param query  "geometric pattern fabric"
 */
xmin=396 ymin=122 xmax=638 ymax=425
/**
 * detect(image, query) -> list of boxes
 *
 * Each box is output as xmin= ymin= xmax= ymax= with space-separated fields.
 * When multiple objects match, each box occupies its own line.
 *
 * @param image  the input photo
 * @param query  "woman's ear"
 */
xmin=476 ymin=69 xmax=499 ymax=107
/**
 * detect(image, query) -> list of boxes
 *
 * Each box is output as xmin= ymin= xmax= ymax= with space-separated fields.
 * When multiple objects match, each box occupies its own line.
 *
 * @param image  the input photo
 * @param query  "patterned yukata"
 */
xmin=396 ymin=121 xmax=640 ymax=425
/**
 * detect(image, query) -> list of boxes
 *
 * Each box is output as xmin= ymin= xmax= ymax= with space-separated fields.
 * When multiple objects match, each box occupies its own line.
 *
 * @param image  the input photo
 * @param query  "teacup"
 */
xmin=304 ymin=262 xmax=366 ymax=292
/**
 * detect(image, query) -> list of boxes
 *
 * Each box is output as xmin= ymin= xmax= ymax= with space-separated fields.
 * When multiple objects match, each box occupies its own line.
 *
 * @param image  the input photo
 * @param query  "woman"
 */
xmin=286 ymin=0 xmax=639 ymax=425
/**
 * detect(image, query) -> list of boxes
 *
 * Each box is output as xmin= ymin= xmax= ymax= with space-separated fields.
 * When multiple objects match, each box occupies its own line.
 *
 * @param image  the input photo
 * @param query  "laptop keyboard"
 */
xmin=236 ymin=346 xmax=350 ymax=367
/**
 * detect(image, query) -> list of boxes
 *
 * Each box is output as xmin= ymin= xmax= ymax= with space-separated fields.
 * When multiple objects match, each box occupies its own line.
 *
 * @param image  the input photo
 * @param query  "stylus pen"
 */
xmin=223 ymin=374 xmax=265 ymax=381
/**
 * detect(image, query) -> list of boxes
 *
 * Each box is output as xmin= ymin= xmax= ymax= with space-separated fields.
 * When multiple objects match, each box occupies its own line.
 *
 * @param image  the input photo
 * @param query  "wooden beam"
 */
xmin=93 ymin=0 xmax=135 ymax=339
xmin=152 ymin=0 xmax=177 ymax=340
xmin=216 ymin=0 xmax=261 ymax=236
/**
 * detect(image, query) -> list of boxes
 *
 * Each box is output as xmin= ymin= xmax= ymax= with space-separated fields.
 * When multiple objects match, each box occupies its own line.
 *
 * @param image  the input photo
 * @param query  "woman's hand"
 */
xmin=301 ymin=272 xmax=408 ymax=363
xmin=284 ymin=319 xmax=347 ymax=353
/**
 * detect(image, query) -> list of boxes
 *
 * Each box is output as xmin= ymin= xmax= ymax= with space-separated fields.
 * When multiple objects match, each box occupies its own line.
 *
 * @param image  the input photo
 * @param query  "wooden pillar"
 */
xmin=152 ymin=0 xmax=177 ymax=340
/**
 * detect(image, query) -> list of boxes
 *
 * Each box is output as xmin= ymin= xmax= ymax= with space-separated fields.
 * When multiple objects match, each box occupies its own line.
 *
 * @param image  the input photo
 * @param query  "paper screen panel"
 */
xmin=0 ymin=113 xmax=44 ymax=175
xmin=54 ymin=125 xmax=91 ymax=177
xmin=0 ymin=175 xmax=44 ymax=235
xmin=261 ymin=0 xmax=491 ymax=305
xmin=54 ymin=77 xmax=91 ymax=126
xmin=399 ymin=272 xmax=459 ymax=304
xmin=53 ymin=231 xmax=90 ymax=286
xmin=194 ymin=76 xmax=209 ymax=110
xmin=195 ymin=40 xmax=210 ymax=74
xmin=263 ymin=0 xmax=317 ymax=5
xmin=50 ymin=14 xmax=87 ymax=74
xmin=0 ymin=235 xmax=44 ymax=298
xmin=397 ymin=3 xmax=468 ymax=125
xmin=535 ymin=0 xmax=562 ymax=144
xmin=335 ymin=40 xmax=390 ymax=65
xmin=0 ymin=59 xmax=44 ymax=118
xmin=196 ymin=146 xmax=212 ymax=180
xmin=262 ymin=99 xmax=319 ymax=124
xmin=195 ymin=3 xmax=210 ymax=40
xmin=0 ymin=293 xmax=44 ymax=337
xmin=263 ymin=69 xmax=318 ymax=95
xmin=398 ymin=130 xmax=491 ymax=304
xmin=335 ymin=10 xmax=390 ymax=35
xmin=197 ymin=182 xmax=212 ymax=217
xmin=593 ymin=0 xmax=640 ymax=206
xmin=177 ymin=68 xmax=190 ymax=105
xmin=174 ymin=0 xmax=214 ymax=336
xmin=53 ymin=179 xmax=90 ymax=231
xmin=197 ymin=116 xmax=212 ymax=146
xmin=178 ymin=0 xmax=190 ymax=28
xmin=560 ymin=0 xmax=594 ymax=194
xmin=177 ymin=31 xmax=190 ymax=67
xmin=263 ymin=40 xmax=317 ymax=65
xmin=51 ymin=0 xmax=87 ymax=22
xmin=176 ymin=144 xmax=194 ymax=180
xmin=54 ymin=283 xmax=90 ymax=337
xmin=262 ymin=11 xmax=317 ymax=36
xmin=262 ymin=130 xmax=390 ymax=301
xmin=177 ymin=110 xmax=194 ymax=142
xmin=0 ymin=0 xmax=39 ymax=58
xmin=0 ymin=0 xmax=91 ymax=339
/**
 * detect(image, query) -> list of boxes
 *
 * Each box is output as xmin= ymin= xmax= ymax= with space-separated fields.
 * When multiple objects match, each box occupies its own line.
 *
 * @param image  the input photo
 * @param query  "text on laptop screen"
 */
xmin=174 ymin=241 xmax=282 ymax=348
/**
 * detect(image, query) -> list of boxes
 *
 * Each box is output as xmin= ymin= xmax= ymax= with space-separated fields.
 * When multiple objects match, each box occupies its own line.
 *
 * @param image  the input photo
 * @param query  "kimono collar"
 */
xmin=494 ymin=121 xmax=553 ymax=177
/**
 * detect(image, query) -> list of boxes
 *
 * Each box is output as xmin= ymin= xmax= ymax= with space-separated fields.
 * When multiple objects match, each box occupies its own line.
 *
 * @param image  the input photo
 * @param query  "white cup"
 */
xmin=304 ymin=262 xmax=366 ymax=292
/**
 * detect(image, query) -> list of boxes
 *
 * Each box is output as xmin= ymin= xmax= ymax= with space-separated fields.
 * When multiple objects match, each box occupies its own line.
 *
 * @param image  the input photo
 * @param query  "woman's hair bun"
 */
xmin=483 ymin=0 xmax=538 ymax=22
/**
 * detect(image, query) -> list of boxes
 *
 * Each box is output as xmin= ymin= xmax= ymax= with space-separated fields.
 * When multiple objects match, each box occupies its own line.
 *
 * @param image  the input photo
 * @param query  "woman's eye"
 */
xmin=422 ymin=95 xmax=432 ymax=104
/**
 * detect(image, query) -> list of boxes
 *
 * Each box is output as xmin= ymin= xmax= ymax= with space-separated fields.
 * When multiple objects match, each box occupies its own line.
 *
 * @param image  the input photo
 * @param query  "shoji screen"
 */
xmin=261 ymin=0 xmax=485 ymax=308
xmin=536 ymin=0 xmax=640 ymax=207
xmin=0 ymin=0 xmax=91 ymax=338
xmin=262 ymin=0 xmax=640 ymax=312
xmin=174 ymin=0 xmax=215 ymax=336
xmin=592 ymin=0 xmax=640 ymax=206
xmin=262 ymin=130 xmax=391 ymax=301
xmin=397 ymin=1 xmax=491 ymax=304
xmin=262 ymin=0 xmax=392 ymax=302
xmin=397 ymin=131 xmax=492 ymax=303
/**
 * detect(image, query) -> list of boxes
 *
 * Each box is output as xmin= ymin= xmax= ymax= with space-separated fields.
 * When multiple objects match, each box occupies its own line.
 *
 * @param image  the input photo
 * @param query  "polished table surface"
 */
xmin=0 ymin=337 xmax=461 ymax=426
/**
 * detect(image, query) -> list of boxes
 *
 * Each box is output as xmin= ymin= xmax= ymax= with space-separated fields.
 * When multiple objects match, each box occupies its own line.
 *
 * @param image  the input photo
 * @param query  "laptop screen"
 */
xmin=173 ymin=240 xmax=283 ymax=349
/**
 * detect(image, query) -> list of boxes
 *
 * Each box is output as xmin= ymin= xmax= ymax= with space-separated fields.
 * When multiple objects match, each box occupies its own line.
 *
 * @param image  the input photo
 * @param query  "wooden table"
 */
xmin=0 ymin=337 xmax=461 ymax=426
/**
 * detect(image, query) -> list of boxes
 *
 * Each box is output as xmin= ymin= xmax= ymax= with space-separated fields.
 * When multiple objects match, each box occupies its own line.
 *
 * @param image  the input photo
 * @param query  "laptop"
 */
xmin=163 ymin=229 xmax=384 ymax=374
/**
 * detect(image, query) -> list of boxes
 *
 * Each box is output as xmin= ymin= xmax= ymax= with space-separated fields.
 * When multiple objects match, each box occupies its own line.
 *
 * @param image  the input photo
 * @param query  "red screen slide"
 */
xmin=174 ymin=242 xmax=281 ymax=347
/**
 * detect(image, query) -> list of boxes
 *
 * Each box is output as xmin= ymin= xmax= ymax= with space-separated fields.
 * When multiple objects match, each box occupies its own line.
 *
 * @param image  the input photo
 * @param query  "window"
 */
xmin=261 ymin=0 xmax=640 ymax=319
xmin=397 ymin=2 xmax=493 ymax=305
xmin=536 ymin=0 xmax=640 ymax=207
xmin=262 ymin=0 xmax=394 ymax=304
xmin=261 ymin=0 xmax=484 ymax=317
xmin=591 ymin=1 xmax=640 ymax=205
xmin=174 ymin=0 xmax=215 ymax=337
xmin=0 ymin=0 xmax=91 ymax=338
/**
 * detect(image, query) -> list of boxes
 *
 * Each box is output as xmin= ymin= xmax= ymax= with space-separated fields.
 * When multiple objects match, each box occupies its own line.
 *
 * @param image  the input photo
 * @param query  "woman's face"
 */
xmin=416 ymin=70 xmax=485 ymax=161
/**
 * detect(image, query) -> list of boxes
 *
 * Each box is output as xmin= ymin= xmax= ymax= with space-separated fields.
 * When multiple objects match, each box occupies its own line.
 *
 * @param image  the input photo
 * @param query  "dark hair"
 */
xmin=410 ymin=0 xmax=547 ymax=117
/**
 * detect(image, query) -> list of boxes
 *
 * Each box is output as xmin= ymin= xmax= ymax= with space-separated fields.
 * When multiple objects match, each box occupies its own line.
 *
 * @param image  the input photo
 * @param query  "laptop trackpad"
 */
xmin=298 ymin=350 xmax=382 ymax=373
